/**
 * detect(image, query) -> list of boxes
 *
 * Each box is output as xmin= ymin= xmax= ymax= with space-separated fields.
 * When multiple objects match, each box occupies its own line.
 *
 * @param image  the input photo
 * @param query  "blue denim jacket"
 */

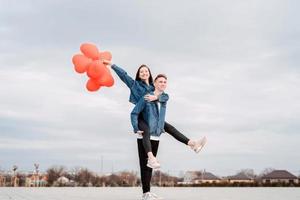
xmin=131 ymin=91 xmax=168 ymax=137
xmin=111 ymin=64 xmax=169 ymax=104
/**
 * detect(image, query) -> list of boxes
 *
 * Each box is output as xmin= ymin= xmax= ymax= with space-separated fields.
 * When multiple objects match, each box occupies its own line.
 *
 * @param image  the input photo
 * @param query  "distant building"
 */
xmin=178 ymin=171 xmax=221 ymax=185
xmin=57 ymin=176 xmax=70 ymax=185
xmin=0 ymin=174 xmax=6 ymax=186
xmin=11 ymin=176 xmax=20 ymax=187
xmin=180 ymin=171 xmax=199 ymax=184
xmin=261 ymin=170 xmax=298 ymax=184
xmin=194 ymin=172 xmax=221 ymax=184
xmin=226 ymin=172 xmax=254 ymax=183
xmin=25 ymin=174 xmax=48 ymax=187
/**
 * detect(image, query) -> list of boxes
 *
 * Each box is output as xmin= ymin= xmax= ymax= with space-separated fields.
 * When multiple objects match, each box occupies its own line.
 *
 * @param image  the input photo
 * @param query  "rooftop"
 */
xmin=262 ymin=170 xmax=297 ymax=179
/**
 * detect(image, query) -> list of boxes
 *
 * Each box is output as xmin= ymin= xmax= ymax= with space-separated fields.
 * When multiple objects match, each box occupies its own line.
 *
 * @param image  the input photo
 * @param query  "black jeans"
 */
xmin=164 ymin=121 xmax=190 ymax=145
xmin=138 ymin=117 xmax=190 ymax=154
xmin=137 ymin=139 xmax=159 ymax=194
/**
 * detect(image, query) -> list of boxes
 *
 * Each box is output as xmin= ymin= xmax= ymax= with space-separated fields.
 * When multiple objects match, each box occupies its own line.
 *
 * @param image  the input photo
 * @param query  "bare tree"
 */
xmin=239 ymin=169 xmax=256 ymax=178
xmin=259 ymin=168 xmax=275 ymax=177
xmin=46 ymin=166 xmax=67 ymax=186
xmin=74 ymin=168 xmax=95 ymax=186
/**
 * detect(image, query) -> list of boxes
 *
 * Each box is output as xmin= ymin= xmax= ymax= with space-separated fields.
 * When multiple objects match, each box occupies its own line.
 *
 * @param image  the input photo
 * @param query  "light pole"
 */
xmin=12 ymin=165 xmax=18 ymax=187
xmin=101 ymin=155 xmax=103 ymax=175
xmin=159 ymin=170 xmax=161 ymax=186
xmin=34 ymin=163 xmax=39 ymax=187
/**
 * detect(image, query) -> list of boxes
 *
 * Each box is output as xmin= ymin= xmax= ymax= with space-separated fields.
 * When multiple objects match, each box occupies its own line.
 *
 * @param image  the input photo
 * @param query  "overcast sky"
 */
xmin=0 ymin=0 xmax=299 ymax=176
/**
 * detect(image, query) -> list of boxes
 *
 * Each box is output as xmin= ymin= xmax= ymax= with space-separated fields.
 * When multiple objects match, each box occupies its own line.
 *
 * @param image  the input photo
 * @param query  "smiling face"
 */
xmin=138 ymin=66 xmax=150 ymax=81
xmin=154 ymin=76 xmax=167 ymax=92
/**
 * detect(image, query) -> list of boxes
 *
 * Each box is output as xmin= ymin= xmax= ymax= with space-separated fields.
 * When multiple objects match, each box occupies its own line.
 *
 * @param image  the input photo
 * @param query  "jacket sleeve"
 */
xmin=130 ymin=99 xmax=146 ymax=133
xmin=158 ymin=93 xmax=169 ymax=103
xmin=111 ymin=64 xmax=134 ymax=88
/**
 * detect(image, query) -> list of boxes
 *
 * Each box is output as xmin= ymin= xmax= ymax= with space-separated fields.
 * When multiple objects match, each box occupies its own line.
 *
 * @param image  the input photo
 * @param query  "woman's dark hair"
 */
xmin=135 ymin=64 xmax=153 ymax=85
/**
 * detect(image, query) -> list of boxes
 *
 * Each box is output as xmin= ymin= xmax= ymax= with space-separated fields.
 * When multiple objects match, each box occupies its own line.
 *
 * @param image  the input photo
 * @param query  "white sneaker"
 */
xmin=150 ymin=192 xmax=163 ymax=200
xmin=146 ymin=157 xmax=160 ymax=169
xmin=142 ymin=192 xmax=157 ymax=200
xmin=192 ymin=136 xmax=207 ymax=153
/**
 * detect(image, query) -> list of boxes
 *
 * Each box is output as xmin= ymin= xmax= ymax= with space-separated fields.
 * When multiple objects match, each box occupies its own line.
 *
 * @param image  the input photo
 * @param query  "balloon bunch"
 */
xmin=72 ymin=43 xmax=114 ymax=92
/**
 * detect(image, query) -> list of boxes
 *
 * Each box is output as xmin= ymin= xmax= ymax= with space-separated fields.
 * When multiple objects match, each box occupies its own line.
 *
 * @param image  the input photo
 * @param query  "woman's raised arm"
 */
xmin=103 ymin=60 xmax=134 ymax=89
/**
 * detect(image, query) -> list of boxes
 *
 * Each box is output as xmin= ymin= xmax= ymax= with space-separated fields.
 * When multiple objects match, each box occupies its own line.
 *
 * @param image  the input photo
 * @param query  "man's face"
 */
xmin=154 ymin=77 xmax=167 ymax=92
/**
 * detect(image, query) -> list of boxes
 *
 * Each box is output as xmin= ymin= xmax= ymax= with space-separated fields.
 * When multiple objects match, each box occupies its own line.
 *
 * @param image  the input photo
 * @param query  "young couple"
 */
xmin=103 ymin=60 xmax=207 ymax=200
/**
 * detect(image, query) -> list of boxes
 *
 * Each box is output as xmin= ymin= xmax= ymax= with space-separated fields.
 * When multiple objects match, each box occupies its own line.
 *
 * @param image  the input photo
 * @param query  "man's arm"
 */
xmin=158 ymin=93 xmax=169 ymax=103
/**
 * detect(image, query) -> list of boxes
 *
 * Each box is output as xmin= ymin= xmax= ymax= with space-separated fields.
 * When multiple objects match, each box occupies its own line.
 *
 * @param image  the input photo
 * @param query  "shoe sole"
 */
xmin=146 ymin=164 xmax=160 ymax=169
xmin=195 ymin=137 xmax=207 ymax=153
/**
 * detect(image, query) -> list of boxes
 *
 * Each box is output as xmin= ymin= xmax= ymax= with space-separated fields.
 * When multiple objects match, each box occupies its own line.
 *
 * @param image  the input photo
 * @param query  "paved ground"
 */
xmin=0 ymin=187 xmax=299 ymax=200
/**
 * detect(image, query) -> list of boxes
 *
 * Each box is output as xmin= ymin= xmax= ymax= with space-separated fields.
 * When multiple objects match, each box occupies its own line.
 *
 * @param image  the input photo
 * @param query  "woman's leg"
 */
xmin=138 ymin=116 xmax=152 ymax=154
xmin=164 ymin=121 xmax=207 ymax=152
xmin=138 ymin=116 xmax=160 ymax=168
xmin=164 ymin=121 xmax=190 ymax=145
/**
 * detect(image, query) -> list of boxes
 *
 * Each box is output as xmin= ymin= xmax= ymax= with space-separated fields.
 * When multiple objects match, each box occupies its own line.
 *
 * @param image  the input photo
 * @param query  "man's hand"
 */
xmin=144 ymin=94 xmax=158 ymax=102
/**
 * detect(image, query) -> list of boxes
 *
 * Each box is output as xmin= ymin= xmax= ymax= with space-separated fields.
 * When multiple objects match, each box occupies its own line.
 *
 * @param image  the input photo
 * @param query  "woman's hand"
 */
xmin=102 ymin=59 xmax=112 ymax=66
xmin=137 ymin=130 xmax=144 ymax=136
xmin=144 ymin=94 xmax=158 ymax=102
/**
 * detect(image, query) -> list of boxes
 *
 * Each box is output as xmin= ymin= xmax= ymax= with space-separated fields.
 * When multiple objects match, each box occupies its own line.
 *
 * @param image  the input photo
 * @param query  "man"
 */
xmin=131 ymin=73 xmax=168 ymax=140
xmin=131 ymin=74 xmax=206 ymax=200
xmin=131 ymin=74 xmax=168 ymax=200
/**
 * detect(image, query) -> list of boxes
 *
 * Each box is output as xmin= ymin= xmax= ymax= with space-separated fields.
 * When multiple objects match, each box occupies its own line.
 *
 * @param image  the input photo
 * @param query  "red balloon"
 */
xmin=72 ymin=54 xmax=91 ymax=73
xmin=87 ymin=60 xmax=106 ymax=79
xmin=98 ymin=68 xmax=114 ymax=87
xmin=100 ymin=51 xmax=112 ymax=61
xmin=86 ymin=78 xmax=101 ymax=92
xmin=80 ymin=43 xmax=100 ymax=60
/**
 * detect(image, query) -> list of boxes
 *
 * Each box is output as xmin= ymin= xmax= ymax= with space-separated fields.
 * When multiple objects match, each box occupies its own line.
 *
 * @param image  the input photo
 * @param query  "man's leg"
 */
xmin=144 ymin=140 xmax=159 ymax=192
xmin=137 ymin=139 xmax=149 ymax=193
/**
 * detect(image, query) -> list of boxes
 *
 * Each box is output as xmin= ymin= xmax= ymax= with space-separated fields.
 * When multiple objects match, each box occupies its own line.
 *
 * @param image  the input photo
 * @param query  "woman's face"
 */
xmin=139 ymin=66 xmax=150 ymax=81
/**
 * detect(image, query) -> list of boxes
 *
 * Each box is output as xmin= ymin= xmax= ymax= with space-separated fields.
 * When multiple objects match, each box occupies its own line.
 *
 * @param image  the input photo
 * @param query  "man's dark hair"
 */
xmin=154 ymin=74 xmax=167 ymax=81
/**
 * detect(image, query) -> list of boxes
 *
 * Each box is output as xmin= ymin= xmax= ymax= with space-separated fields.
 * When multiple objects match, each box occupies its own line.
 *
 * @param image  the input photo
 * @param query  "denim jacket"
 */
xmin=131 ymin=91 xmax=168 ymax=137
xmin=111 ymin=64 xmax=168 ymax=104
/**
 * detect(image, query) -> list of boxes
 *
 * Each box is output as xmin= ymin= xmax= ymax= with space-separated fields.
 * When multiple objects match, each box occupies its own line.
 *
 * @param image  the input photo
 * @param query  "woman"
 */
xmin=103 ymin=60 xmax=206 ymax=198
